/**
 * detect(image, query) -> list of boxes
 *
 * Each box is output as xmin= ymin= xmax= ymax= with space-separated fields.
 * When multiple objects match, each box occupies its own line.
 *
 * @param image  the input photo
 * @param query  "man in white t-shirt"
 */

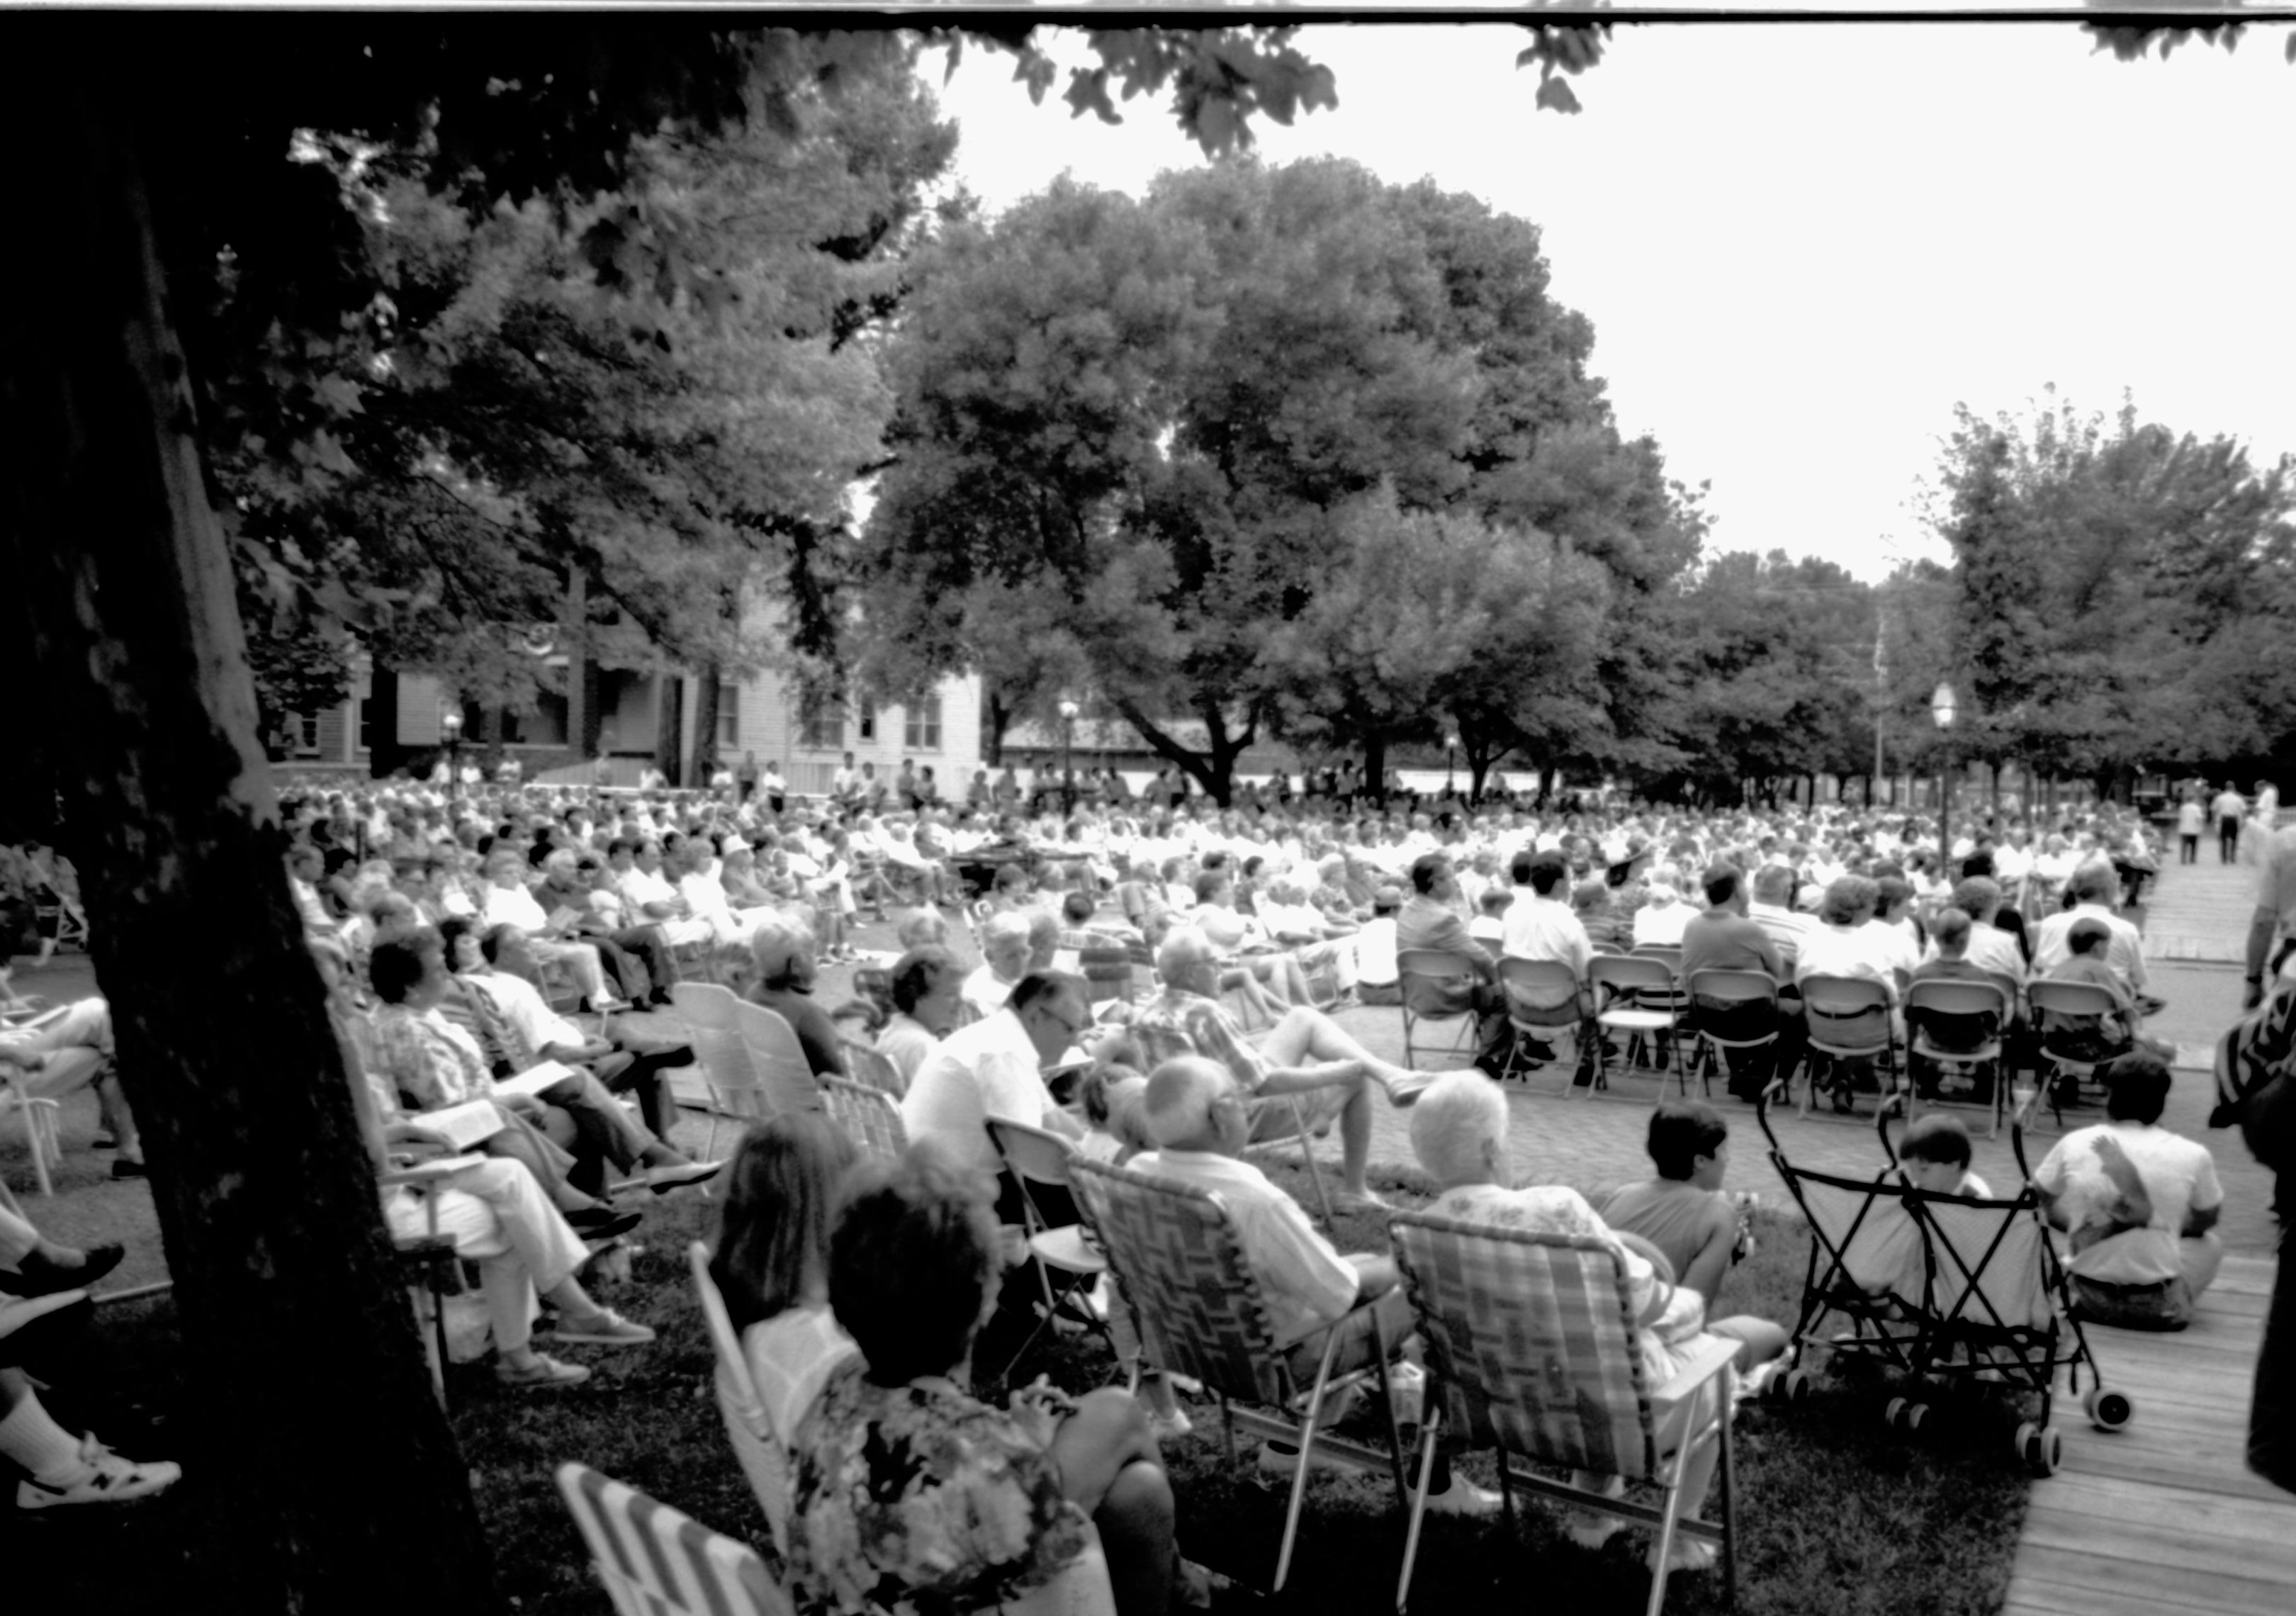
xmin=899 ymin=972 xmax=1086 ymax=1184
xmin=479 ymin=853 xmax=617 ymax=1008
xmin=2031 ymin=861 xmax=2149 ymax=1001
xmin=2032 ymin=1055 xmax=2222 ymax=1328
xmin=608 ymin=838 xmax=714 ymax=949
xmin=1498 ymin=851 xmax=1592 ymax=980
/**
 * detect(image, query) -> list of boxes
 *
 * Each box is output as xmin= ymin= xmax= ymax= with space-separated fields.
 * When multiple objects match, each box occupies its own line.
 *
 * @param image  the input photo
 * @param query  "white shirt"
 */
xmin=1126 ymin=1149 xmax=1358 ymax=1345
xmin=1355 ymin=916 xmax=1400 ymax=987
xmin=960 ymin=963 xmax=1019 ymax=1022
xmin=468 ymin=970 xmax=584 ymax=1060
xmin=1631 ymin=898 xmax=1691 ymax=948
xmin=1796 ymin=921 xmax=1903 ymax=1004
xmin=2033 ymin=1122 xmax=2222 ymax=1286
xmin=1748 ymin=902 xmax=1813 ymax=971
xmin=1925 ymin=920 xmax=2024 ymax=984
xmin=2031 ymin=904 xmax=2148 ymax=996
xmin=899 ymin=1011 xmax=1059 ymax=1176
xmin=617 ymin=865 xmax=683 ymax=919
xmin=482 ymin=880 xmax=552 ymax=935
xmin=1499 ymin=891 xmax=1591 ymax=977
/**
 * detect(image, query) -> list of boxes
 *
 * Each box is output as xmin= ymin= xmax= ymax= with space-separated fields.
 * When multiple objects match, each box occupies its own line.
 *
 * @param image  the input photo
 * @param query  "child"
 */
xmin=2037 ymin=919 xmax=2137 ymax=1062
xmin=1467 ymin=885 xmax=1512 ymax=960
xmin=1898 ymin=1113 xmax=1991 ymax=1197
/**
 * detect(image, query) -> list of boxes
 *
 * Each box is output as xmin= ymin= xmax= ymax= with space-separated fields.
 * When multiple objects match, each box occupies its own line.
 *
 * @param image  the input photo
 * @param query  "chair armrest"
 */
xmin=380 ymin=1154 xmax=488 ymax=1186
xmin=1649 ymin=1335 xmax=1739 ymax=1408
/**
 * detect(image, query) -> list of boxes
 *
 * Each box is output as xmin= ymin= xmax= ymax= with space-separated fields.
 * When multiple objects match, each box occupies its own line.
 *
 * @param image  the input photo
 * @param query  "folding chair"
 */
xmin=2026 ymin=979 xmax=2128 ymax=1129
xmin=734 ymin=1001 xmax=824 ymax=1118
xmin=1390 ymin=1214 xmax=1739 ymax=1616
xmin=1396 ymin=949 xmax=1481 ymax=1070
xmin=1684 ymin=967 xmax=1785 ymax=1103
xmin=689 ymin=1240 xmax=797 ymax=1549
xmin=1587 ymin=953 xmax=1684 ymax=1096
xmin=985 ymin=1117 xmax=1115 ymax=1380
xmin=0 ymin=1073 xmax=64 ymax=1198
xmin=1069 ymin=1157 xmax=1408 ymax=1594
xmin=556 ymin=1461 xmax=792 ymax=1616
xmin=670 ymin=982 xmax=770 ymax=1159
xmin=1495 ymin=958 xmax=1584 ymax=1093
xmin=1903 ymin=977 xmax=2013 ymax=1137
xmin=840 ymin=1043 xmax=907 ymax=1099
xmin=1797 ymin=974 xmax=1901 ymax=1118
xmin=818 ymin=1075 xmax=907 ymax=1161
xmin=1122 ymin=1018 xmax=1338 ymax=1228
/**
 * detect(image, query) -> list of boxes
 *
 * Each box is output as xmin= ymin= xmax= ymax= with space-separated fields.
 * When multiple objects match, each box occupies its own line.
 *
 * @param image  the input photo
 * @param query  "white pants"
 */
xmin=527 ymin=938 xmax=609 ymax=1004
xmin=1 ymin=999 xmax=112 ymax=1099
xmin=383 ymin=1157 xmax=587 ymax=1355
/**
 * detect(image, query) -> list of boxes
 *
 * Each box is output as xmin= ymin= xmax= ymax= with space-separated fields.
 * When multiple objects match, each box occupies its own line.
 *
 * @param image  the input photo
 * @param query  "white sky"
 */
xmin=929 ymin=20 xmax=2296 ymax=580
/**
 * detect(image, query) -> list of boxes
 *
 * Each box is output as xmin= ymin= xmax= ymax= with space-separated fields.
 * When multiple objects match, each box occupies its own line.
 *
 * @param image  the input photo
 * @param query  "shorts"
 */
xmin=2071 ymin=1274 xmax=2194 ymax=1331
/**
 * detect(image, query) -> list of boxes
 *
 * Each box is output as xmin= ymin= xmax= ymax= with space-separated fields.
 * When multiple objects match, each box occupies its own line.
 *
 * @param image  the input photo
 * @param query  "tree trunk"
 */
xmin=1 ymin=82 xmax=495 ymax=1611
xmin=690 ymin=665 xmax=721 ymax=787
xmin=1363 ymin=733 xmax=1390 ymax=812
xmin=982 ymin=689 xmax=1009 ymax=768
xmin=367 ymin=661 xmax=401 ymax=778
xmin=654 ymin=672 xmax=684 ymax=785
xmin=564 ymin=569 xmax=591 ymax=757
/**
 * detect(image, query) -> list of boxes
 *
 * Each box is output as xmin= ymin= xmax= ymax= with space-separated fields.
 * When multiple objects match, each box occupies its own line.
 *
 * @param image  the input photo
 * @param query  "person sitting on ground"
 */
xmin=0 ymin=995 xmax=147 ymax=1178
xmin=1132 ymin=1058 xmax=1497 ymax=1515
xmin=1409 ymin=1072 xmax=1728 ymax=1569
xmin=1598 ymin=1101 xmax=1790 ymax=1378
xmin=1122 ymin=929 xmax=1435 ymax=1211
xmin=709 ymin=1114 xmax=863 ymax=1553
xmin=2032 ymin=1055 xmax=2224 ymax=1330
xmin=787 ymin=1143 xmax=1187 ymax=1616
xmin=962 ymin=911 xmax=1035 ymax=1022
xmin=749 ymin=919 xmax=850 ymax=1081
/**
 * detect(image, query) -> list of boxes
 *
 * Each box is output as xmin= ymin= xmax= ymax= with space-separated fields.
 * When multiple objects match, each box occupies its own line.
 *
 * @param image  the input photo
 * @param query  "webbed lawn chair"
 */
xmin=556 ymin=1460 xmax=792 ymax=1616
xmin=670 ymin=982 xmax=769 ymax=1159
xmin=1069 ymin=1157 xmax=1407 ymax=1594
xmin=1390 ymin=1213 xmax=1739 ymax=1616
xmin=817 ymin=1075 xmax=907 ymax=1162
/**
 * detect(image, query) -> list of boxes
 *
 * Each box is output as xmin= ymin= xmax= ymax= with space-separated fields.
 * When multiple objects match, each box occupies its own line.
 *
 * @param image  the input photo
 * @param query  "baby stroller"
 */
xmin=1755 ymin=1086 xmax=2129 ymax=1475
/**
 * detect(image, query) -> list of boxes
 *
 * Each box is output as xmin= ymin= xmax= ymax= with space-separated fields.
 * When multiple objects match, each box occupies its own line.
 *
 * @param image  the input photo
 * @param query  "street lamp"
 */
xmin=440 ymin=707 xmax=464 ymax=806
xmin=1057 ymin=696 xmax=1080 ymax=817
xmin=1930 ymin=681 xmax=1957 ymax=871
xmin=1445 ymin=731 xmax=1460 ymax=799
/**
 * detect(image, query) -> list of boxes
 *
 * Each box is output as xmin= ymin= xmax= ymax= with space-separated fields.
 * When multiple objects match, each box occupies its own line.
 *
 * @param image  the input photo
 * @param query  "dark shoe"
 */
xmin=0 ymin=1242 xmax=124 ymax=1297
xmin=565 ymin=1206 xmax=642 ymax=1240
xmin=111 ymin=1158 xmax=148 ymax=1180
xmin=644 ymin=1159 xmax=722 ymax=1194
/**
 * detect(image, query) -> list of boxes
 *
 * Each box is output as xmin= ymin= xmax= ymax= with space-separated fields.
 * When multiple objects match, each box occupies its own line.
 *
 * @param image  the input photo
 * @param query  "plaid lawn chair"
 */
xmin=556 ymin=1460 xmax=791 ymax=1616
xmin=1390 ymin=1213 xmax=1739 ymax=1616
xmin=1068 ymin=1157 xmax=1407 ymax=1593
xmin=818 ymin=1075 xmax=907 ymax=1161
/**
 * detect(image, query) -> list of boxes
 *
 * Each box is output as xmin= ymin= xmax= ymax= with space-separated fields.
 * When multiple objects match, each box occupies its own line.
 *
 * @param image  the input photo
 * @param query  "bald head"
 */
xmin=1143 ymin=1056 xmax=1239 ymax=1153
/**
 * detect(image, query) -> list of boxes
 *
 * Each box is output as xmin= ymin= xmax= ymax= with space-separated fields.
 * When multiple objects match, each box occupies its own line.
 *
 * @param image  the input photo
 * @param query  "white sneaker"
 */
xmin=18 ymin=1435 xmax=181 ymax=1510
xmin=552 ymin=1308 xmax=657 ymax=1347
xmin=1422 ymin=1476 xmax=1504 ymax=1517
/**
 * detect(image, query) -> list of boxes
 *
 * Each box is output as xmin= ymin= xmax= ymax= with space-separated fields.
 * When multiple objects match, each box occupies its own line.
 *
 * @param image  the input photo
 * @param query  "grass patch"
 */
xmin=5 ymin=1166 xmax=2031 ymax=1615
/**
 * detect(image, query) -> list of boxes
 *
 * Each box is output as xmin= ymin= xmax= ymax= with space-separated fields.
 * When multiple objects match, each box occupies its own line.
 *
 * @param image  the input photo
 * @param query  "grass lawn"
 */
xmin=6 ymin=1159 xmax=2033 ymax=1615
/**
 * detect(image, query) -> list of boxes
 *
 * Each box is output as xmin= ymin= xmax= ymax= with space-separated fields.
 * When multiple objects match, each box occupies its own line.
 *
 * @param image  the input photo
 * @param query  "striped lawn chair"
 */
xmin=1068 ymin=1158 xmax=1407 ymax=1594
xmin=818 ymin=1075 xmax=906 ymax=1161
xmin=1388 ymin=1213 xmax=1739 ymax=1616
xmin=555 ymin=1460 xmax=792 ymax=1616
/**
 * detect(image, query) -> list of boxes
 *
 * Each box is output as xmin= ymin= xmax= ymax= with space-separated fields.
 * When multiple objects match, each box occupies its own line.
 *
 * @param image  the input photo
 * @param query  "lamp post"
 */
xmin=440 ymin=707 xmax=463 ymax=807
xmin=1931 ymin=681 xmax=1957 ymax=870
xmin=1445 ymin=731 xmax=1459 ymax=799
xmin=1057 ymin=696 xmax=1079 ymax=817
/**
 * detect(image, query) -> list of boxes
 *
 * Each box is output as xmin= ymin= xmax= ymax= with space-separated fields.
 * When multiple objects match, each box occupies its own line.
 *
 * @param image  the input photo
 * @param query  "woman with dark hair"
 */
xmin=788 ymin=1144 xmax=1182 ymax=1616
xmin=709 ymin=1115 xmax=862 ymax=1554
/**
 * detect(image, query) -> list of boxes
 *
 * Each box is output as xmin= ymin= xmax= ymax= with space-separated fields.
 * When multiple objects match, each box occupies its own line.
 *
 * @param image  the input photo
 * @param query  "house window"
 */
xmin=904 ymin=695 xmax=942 ymax=752
xmin=797 ymin=694 xmax=843 ymax=751
xmin=296 ymin=712 xmax=321 ymax=755
xmin=358 ymin=695 xmax=379 ymax=751
xmin=718 ymin=686 xmax=741 ymax=750
xmin=857 ymin=706 xmax=877 ymax=742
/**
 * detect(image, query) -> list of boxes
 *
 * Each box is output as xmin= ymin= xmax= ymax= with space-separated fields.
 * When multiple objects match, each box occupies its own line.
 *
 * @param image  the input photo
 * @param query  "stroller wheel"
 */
xmin=2016 ymin=1421 xmax=2063 ymax=1476
xmin=2085 ymin=1387 xmax=2134 ymax=1431
xmin=1885 ymin=1397 xmax=1929 ymax=1435
xmin=1769 ymin=1367 xmax=1811 ymax=1403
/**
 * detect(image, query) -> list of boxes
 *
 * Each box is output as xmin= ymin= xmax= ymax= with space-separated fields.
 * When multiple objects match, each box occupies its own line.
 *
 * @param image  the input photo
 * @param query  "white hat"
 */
xmin=721 ymin=834 xmax=750 ymax=854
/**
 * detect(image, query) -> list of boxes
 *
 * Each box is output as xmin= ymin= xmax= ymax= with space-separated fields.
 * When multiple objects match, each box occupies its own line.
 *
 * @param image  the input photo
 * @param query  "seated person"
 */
xmin=962 ymin=912 xmax=1035 ymax=1022
xmin=787 ymin=1144 xmax=1184 ymax=1616
xmin=709 ymin=1115 xmax=863 ymax=1554
xmin=1408 ymin=1073 xmax=1728 ymax=1571
xmin=0 ymin=995 xmax=147 ymax=1177
xmin=748 ymin=919 xmax=850 ymax=1081
xmin=901 ymin=972 xmax=1089 ymax=1223
xmin=1125 ymin=929 xmax=1434 ymax=1211
xmin=1352 ymin=886 xmax=1405 ymax=1006
xmin=1898 ymin=1113 xmax=1991 ymax=1198
xmin=1130 ymin=1059 xmax=1496 ymax=1515
xmin=1191 ymin=870 xmax=1312 ymax=1013
xmin=1679 ymin=864 xmax=1796 ymax=1100
xmin=2033 ymin=1055 xmax=2224 ymax=1330
xmin=1397 ymin=853 xmax=1509 ymax=1070
xmin=1597 ymin=1101 xmax=1789 ymax=1376
xmin=478 ymin=851 xmax=621 ymax=1010
xmin=1467 ymin=887 xmax=1512 ymax=959
xmin=876 ymin=946 xmax=960 ymax=1092
xmin=1573 ymin=877 xmax=1631 ymax=954
xmin=1907 ymin=908 xmax=2016 ymax=1092
xmin=2035 ymin=919 xmax=2142 ymax=1062
xmin=1074 ymin=1065 xmax=1152 ymax=1166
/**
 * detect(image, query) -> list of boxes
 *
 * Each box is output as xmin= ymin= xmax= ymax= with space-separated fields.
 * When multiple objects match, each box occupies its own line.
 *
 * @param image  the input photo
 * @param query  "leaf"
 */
xmin=313 ymin=374 xmax=365 ymax=417
xmin=1534 ymin=74 xmax=1582 ymax=116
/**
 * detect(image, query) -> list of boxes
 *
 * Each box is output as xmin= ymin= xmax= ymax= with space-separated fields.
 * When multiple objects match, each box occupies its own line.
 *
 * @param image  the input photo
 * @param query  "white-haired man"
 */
xmin=1129 ymin=1057 xmax=1496 ymax=1515
xmin=2032 ymin=860 xmax=2152 ymax=1004
xmin=1122 ymin=929 xmax=1433 ymax=1212
xmin=962 ymin=911 xmax=1035 ymax=1022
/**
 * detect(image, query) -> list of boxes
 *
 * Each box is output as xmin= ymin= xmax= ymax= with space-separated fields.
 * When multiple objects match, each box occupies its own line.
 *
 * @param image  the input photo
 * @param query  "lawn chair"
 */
xmin=1122 ymin=1019 xmax=1337 ymax=1229
xmin=1397 ymin=949 xmax=1482 ymax=1069
xmin=1068 ymin=1157 xmax=1408 ymax=1594
xmin=840 ymin=1043 xmax=907 ymax=1099
xmin=1495 ymin=958 xmax=1584 ymax=1093
xmin=1390 ymin=1213 xmax=1739 ymax=1616
xmin=670 ymin=982 xmax=770 ymax=1160
xmin=986 ymin=1117 xmax=1114 ymax=1381
xmin=818 ymin=1075 xmax=907 ymax=1161
xmin=0 ymin=1072 xmax=64 ymax=1199
xmin=734 ymin=1001 xmax=824 ymax=1118
xmin=1796 ymin=974 xmax=1901 ymax=1118
xmin=1753 ymin=1085 xmax=1932 ymax=1395
xmin=687 ymin=1240 xmax=794 ymax=1550
xmin=1587 ymin=953 xmax=1685 ymax=1096
xmin=1903 ymin=977 xmax=2013 ymax=1137
xmin=556 ymin=1461 xmax=792 ymax=1616
xmin=1079 ymin=942 xmax=1137 ymax=1009
xmin=1684 ymin=967 xmax=1786 ymax=1104
xmin=2026 ymin=979 xmax=2129 ymax=1129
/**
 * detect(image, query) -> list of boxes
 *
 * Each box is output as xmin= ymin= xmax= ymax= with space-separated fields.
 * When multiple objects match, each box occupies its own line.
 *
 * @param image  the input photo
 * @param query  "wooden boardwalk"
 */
xmin=2141 ymin=853 xmax=2257 ymax=966
xmin=2000 ymin=1253 xmax=2295 ymax=1616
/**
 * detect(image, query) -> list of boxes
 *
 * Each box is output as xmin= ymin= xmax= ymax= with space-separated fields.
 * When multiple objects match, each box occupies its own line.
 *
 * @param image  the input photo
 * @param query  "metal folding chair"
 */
xmin=1396 ymin=948 xmax=1481 ymax=1070
xmin=1685 ymin=967 xmax=1786 ymax=1102
xmin=2026 ymin=978 xmax=2129 ymax=1130
xmin=985 ymin=1117 xmax=1114 ymax=1379
xmin=733 ymin=1001 xmax=824 ymax=1118
xmin=1903 ymin=977 xmax=2013 ymax=1137
xmin=1495 ymin=957 xmax=1584 ymax=1093
xmin=1587 ymin=953 xmax=1686 ymax=1096
xmin=669 ymin=982 xmax=770 ymax=1159
xmin=1797 ymin=973 xmax=1902 ymax=1118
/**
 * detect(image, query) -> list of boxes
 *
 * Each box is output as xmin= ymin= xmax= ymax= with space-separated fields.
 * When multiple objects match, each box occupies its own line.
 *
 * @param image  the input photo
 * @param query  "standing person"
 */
xmin=2177 ymin=792 xmax=2206 ymax=867
xmin=761 ymin=757 xmax=787 ymax=815
xmin=2217 ymin=782 xmax=2250 ymax=865
xmin=2217 ymin=980 xmax=2296 ymax=1494
xmin=735 ymin=750 xmax=760 ymax=804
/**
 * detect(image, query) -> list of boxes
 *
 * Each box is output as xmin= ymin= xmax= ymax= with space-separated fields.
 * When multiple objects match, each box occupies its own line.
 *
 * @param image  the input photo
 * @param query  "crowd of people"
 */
xmin=4 ymin=760 xmax=2292 ymax=1600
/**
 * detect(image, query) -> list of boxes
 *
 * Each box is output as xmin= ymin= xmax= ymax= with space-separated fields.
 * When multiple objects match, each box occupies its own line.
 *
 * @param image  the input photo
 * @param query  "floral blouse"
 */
xmin=367 ymin=1002 xmax=494 ymax=1112
xmin=786 ymin=1374 xmax=1088 ymax=1616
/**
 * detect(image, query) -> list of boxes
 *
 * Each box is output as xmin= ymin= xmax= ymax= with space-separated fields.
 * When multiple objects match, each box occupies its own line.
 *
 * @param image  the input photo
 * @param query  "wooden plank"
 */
xmin=2039 ymin=1470 xmax=2296 ymax=1539
xmin=2004 ymin=1571 xmax=2234 ymax=1616
xmin=2041 ymin=1446 xmax=2291 ymax=1504
xmin=2011 ymin=1542 xmax=2295 ymax=1616
xmin=2021 ymin=1503 xmax=2296 ymax=1581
